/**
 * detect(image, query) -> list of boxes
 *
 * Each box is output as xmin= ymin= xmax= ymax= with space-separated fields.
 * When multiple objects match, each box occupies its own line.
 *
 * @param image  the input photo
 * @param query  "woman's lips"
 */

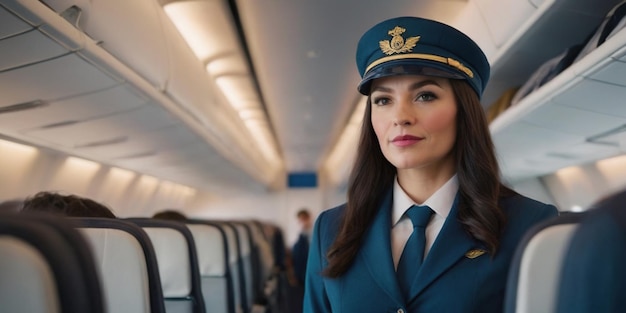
xmin=391 ymin=135 xmax=422 ymax=147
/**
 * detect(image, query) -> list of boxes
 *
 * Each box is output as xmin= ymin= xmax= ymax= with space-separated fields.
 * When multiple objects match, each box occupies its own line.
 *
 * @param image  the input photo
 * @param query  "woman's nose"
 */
xmin=393 ymin=102 xmax=414 ymax=126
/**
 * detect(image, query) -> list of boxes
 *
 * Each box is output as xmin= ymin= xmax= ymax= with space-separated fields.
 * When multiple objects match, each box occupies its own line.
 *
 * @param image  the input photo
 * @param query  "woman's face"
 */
xmin=370 ymin=74 xmax=457 ymax=173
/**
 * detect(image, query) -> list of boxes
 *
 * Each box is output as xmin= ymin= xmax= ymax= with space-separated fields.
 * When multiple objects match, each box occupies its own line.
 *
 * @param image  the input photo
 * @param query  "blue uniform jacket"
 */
xmin=304 ymin=190 xmax=557 ymax=313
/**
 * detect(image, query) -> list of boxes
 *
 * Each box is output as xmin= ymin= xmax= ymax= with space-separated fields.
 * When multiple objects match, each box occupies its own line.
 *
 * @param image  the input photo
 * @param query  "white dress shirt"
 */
xmin=391 ymin=174 xmax=459 ymax=270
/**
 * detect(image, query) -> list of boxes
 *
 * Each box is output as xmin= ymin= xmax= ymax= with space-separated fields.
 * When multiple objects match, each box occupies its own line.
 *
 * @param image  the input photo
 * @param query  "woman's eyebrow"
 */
xmin=371 ymin=79 xmax=441 ymax=93
xmin=409 ymin=80 xmax=440 ymax=90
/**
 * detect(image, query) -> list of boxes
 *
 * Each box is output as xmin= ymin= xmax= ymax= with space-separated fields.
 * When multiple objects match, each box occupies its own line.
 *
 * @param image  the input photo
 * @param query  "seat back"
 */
xmin=0 ymin=213 xmax=104 ymax=313
xmin=505 ymin=213 xmax=587 ymax=313
xmin=232 ymin=222 xmax=254 ymax=312
xmin=219 ymin=222 xmax=244 ymax=313
xmin=556 ymin=190 xmax=626 ymax=312
xmin=74 ymin=218 xmax=165 ymax=313
xmin=128 ymin=218 xmax=205 ymax=313
xmin=246 ymin=221 xmax=273 ymax=303
xmin=186 ymin=221 xmax=233 ymax=313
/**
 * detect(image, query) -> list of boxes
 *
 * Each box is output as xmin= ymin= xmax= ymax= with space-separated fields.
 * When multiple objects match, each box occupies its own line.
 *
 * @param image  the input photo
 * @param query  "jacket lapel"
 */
xmin=408 ymin=194 xmax=482 ymax=299
xmin=359 ymin=190 xmax=405 ymax=304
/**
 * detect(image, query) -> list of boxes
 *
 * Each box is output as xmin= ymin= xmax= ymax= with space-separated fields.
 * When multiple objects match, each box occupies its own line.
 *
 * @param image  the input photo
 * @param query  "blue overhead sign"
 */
xmin=287 ymin=172 xmax=318 ymax=188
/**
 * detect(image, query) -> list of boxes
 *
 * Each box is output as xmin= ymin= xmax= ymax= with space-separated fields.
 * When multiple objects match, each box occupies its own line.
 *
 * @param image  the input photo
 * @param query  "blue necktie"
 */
xmin=396 ymin=205 xmax=433 ymax=299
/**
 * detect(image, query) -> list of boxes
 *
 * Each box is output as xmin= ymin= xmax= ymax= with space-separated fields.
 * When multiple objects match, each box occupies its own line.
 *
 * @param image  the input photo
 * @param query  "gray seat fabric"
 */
xmin=187 ymin=222 xmax=231 ymax=313
xmin=232 ymin=222 xmax=254 ymax=312
xmin=505 ymin=213 xmax=587 ymax=313
xmin=0 ymin=213 xmax=105 ymax=313
xmin=245 ymin=221 xmax=274 ymax=304
xmin=73 ymin=218 xmax=166 ymax=313
xmin=219 ymin=223 xmax=244 ymax=313
xmin=127 ymin=219 xmax=205 ymax=313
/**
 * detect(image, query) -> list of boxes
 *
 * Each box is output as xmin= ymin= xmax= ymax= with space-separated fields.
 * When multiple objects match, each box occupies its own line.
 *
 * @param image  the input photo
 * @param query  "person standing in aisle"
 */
xmin=303 ymin=16 xmax=558 ymax=313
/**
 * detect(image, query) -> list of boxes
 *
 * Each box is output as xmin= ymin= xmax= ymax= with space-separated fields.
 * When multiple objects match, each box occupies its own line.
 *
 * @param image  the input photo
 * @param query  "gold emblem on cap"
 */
xmin=465 ymin=249 xmax=486 ymax=259
xmin=379 ymin=26 xmax=420 ymax=55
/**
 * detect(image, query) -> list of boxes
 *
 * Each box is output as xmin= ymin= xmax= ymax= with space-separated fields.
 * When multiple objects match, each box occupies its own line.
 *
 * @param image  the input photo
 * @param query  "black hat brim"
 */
xmin=357 ymin=60 xmax=466 ymax=95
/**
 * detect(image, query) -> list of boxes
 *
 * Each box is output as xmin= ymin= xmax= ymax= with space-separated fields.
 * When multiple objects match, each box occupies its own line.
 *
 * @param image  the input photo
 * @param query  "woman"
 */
xmin=304 ymin=16 xmax=558 ymax=312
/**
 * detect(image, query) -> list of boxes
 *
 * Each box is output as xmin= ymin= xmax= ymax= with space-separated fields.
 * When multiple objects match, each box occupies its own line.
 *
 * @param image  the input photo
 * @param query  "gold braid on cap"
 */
xmin=368 ymin=26 xmax=474 ymax=78
xmin=365 ymin=54 xmax=474 ymax=78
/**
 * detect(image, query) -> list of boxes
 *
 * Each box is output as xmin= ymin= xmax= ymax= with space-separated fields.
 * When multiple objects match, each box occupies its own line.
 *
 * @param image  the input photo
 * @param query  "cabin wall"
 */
xmin=0 ymin=135 xmax=345 ymax=246
xmin=0 ymin=138 xmax=195 ymax=217
xmin=505 ymin=153 xmax=626 ymax=213
xmin=540 ymin=154 xmax=626 ymax=212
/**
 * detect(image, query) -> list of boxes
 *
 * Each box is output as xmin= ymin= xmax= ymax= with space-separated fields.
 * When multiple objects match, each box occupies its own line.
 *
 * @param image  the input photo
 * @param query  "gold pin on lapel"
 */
xmin=465 ymin=249 xmax=486 ymax=259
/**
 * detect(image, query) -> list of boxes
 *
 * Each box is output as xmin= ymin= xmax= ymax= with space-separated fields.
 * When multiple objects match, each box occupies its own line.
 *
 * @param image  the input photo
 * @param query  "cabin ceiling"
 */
xmin=0 ymin=0 xmax=468 ymax=195
xmin=0 ymin=0 xmax=624 ymax=195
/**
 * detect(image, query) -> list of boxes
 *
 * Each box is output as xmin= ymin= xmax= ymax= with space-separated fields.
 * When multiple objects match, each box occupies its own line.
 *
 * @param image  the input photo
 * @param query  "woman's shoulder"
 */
xmin=313 ymin=203 xmax=346 ymax=243
xmin=500 ymin=193 xmax=559 ymax=222
xmin=498 ymin=194 xmax=559 ymax=248
xmin=315 ymin=203 xmax=346 ymax=229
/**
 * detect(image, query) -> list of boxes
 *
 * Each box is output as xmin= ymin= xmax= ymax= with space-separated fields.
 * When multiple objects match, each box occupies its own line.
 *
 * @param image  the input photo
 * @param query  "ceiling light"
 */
xmin=163 ymin=1 xmax=240 ymax=62
xmin=163 ymin=0 xmax=282 ymax=177
xmin=64 ymin=156 xmax=101 ymax=173
xmin=0 ymin=138 xmax=38 ymax=155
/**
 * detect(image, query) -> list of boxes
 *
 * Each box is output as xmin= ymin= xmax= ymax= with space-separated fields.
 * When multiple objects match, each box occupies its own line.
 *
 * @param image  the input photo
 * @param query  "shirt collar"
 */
xmin=392 ymin=174 xmax=459 ymax=226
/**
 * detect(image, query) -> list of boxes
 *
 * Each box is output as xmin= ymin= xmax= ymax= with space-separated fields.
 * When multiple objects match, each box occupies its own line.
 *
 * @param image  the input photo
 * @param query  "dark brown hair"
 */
xmin=323 ymin=79 xmax=512 ymax=277
xmin=21 ymin=191 xmax=116 ymax=218
xmin=296 ymin=209 xmax=311 ymax=219
xmin=153 ymin=209 xmax=187 ymax=221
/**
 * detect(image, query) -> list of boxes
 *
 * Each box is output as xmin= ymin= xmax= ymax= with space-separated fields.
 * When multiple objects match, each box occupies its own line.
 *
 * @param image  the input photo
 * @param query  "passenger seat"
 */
xmin=127 ymin=218 xmax=206 ymax=313
xmin=186 ymin=220 xmax=233 ymax=313
xmin=73 ymin=217 xmax=166 ymax=313
xmin=0 ymin=213 xmax=105 ymax=313
xmin=504 ymin=213 xmax=587 ymax=313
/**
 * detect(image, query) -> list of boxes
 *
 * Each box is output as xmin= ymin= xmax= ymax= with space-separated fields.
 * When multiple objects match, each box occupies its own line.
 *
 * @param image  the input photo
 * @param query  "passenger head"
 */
xmin=152 ymin=209 xmax=187 ymax=221
xmin=296 ymin=209 xmax=312 ymax=232
xmin=21 ymin=191 xmax=116 ymax=218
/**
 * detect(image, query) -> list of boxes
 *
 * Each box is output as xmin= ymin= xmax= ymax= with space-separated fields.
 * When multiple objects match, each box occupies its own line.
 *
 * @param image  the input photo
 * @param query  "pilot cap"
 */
xmin=356 ymin=16 xmax=490 ymax=98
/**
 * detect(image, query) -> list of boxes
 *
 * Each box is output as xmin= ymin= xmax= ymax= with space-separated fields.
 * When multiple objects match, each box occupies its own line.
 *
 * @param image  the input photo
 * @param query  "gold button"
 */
xmin=397 ymin=309 xmax=405 ymax=313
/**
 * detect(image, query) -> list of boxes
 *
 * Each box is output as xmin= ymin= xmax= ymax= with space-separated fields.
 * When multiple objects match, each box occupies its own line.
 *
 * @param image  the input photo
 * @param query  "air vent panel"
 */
xmin=0 ymin=30 xmax=68 ymax=72
xmin=0 ymin=6 xmax=31 ymax=39
xmin=0 ymin=54 xmax=119 ymax=109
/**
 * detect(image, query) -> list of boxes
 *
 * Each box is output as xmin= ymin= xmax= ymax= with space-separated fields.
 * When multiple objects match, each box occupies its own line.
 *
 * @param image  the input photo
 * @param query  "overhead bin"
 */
xmin=38 ymin=0 xmax=268 ymax=171
xmin=0 ymin=29 xmax=68 ymax=72
xmin=0 ymin=54 xmax=119 ymax=109
xmin=0 ymin=5 xmax=32 ymax=39
xmin=0 ymin=85 xmax=146 ymax=132
xmin=39 ymin=0 xmax=169 ymax=89
xmin=74 ymin=125 xmax=203 ymax=160
xmin=3 ymin=0 xmax=85 ymax=51
xmin=480 ymin=0 xmax=623 ymax=105
xmin=24 ymin=105 xmax=178 ymax=148
xmin=491 ymin=24 xmax=626 ymax=182
xmin=0 ymin=0 xmax=282 ymax=191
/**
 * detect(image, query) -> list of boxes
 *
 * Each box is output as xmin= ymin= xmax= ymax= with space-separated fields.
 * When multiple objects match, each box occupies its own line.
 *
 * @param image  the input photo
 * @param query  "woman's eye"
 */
xmin=416 ymin=92 xmax=437 ymax=102
xmin=373 ymin=97 xmax=390 ymax=106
